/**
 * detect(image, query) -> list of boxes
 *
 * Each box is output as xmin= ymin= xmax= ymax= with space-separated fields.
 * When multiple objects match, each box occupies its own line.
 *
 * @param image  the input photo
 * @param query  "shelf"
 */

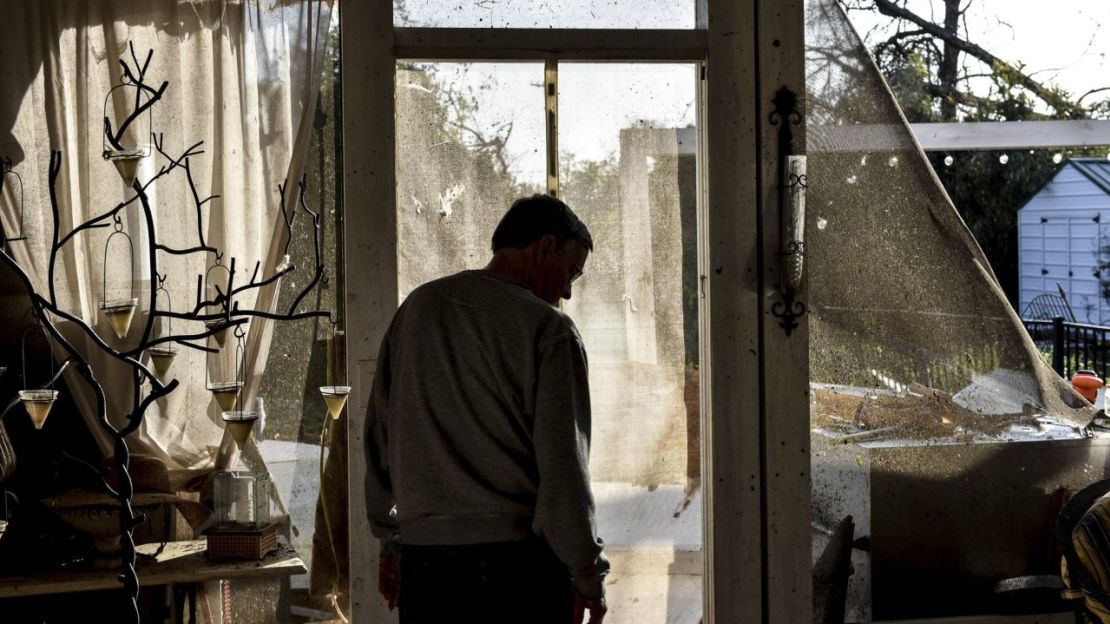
xmin=0 ymin=538 xmax=305 ymax=598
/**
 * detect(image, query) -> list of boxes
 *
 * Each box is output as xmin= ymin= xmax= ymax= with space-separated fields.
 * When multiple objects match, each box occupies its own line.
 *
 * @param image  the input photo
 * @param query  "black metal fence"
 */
xmin=1024 ymin=317 xmax=1110 ymax=380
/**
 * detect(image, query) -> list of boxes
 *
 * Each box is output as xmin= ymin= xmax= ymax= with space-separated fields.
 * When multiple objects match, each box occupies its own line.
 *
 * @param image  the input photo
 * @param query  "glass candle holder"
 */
xmin=213 ymin=470 xmax=270 ymax=529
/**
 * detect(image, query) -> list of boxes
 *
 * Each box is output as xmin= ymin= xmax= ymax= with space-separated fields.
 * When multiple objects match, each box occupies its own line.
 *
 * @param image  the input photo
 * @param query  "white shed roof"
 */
xmin=1071 ymin=158 xmax=1110 ymax=195
xmin=1020 ymin=158 xmax=1110 ymax=213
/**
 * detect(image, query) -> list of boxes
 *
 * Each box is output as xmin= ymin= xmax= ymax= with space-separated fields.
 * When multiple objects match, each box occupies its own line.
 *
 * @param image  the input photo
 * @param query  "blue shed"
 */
xmin=1019 ymin=158 xmax=1110 ymax=324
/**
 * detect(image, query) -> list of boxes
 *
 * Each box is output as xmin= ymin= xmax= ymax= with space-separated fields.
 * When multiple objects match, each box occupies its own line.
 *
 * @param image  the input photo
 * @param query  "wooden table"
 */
xmin=0 ymin=539 xmax=305 ymax=622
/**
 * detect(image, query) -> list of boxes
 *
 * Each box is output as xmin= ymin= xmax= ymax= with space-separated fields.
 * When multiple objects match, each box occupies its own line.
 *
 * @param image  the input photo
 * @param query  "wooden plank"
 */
xmin=755 ymin=0 xmax=812 ymax=621
xmin=0 ymin=540 xmax=304 ymax=598
xmin=342 ymin=1 xmax=398 ymax=623
xmin=808 ymin=123 xmax=914 ymax=153
xmin=810 ymin=120 xmax=1110 ymax=153
xmin=910 ymin=120 xmax=1110 ymax=151
xmin=703 ymin=0 xmax=764 ymax=621
xmin=394 ymin=27 xmax=707 ymax=61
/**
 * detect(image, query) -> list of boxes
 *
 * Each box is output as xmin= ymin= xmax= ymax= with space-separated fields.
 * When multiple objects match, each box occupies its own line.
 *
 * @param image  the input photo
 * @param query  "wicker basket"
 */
xmin=205 ymin=522 xmax=279 ymax=561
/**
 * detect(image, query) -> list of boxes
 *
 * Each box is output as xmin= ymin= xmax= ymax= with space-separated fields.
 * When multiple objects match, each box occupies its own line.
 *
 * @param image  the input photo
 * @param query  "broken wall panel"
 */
xmin=806 ymin=0 xmax=1098 ymax=619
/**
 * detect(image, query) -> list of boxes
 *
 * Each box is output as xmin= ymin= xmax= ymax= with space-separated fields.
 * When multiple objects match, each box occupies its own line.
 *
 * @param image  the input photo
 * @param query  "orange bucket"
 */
xmin=1072 ymin=370 xmax=1104 ymax=404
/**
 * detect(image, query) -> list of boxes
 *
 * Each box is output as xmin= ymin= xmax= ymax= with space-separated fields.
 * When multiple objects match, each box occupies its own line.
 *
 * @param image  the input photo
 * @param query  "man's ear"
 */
xmin=534 ymin=234 xmax=559 ymax=261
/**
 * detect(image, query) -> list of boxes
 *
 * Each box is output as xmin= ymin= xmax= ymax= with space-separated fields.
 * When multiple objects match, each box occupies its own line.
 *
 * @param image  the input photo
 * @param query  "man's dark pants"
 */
xmin=399 ymin=538 xmax=574 ymax=624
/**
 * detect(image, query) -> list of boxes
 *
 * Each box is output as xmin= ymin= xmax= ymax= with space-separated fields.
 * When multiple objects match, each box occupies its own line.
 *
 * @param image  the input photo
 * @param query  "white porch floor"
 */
xmin=260 ymin=440 xmax=705 ymax=622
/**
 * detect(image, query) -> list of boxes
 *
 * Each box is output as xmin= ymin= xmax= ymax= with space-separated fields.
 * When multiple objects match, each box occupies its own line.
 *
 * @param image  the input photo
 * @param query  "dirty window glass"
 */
xmin=560 ymin=63 xmax=702 ymax=623
xmin=395 ymin=62 xmax=546 ymax=296
xmin=394 ymin=0 xmax=696 ymax=29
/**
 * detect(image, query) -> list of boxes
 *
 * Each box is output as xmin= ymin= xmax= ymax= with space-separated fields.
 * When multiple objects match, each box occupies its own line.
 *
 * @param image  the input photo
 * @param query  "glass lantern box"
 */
xmin=213 ymin=470 xmax=270 ymax=529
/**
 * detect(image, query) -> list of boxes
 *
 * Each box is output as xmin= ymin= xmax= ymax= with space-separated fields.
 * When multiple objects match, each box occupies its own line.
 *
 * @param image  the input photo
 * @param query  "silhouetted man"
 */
xmin=365 ymin=194 xmax=609 ymax=624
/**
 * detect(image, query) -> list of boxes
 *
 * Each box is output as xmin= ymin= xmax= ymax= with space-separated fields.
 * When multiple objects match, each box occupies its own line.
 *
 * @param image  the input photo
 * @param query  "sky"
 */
xmin=405 ymin=62 xmax=696 ymax=185
xmin=395 ymin=1 xmax=1110 ymax=182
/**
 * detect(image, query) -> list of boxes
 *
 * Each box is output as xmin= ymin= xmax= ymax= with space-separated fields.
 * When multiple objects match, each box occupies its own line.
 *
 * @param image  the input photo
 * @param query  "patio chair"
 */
xmin=1021 ymin=287 xmax=1078 ymax=323
xmin=1022 ymin=288 xmax=1079 ymax=347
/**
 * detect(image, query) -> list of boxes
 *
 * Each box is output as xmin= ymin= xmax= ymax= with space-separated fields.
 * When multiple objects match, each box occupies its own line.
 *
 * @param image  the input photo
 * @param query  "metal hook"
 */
xmin=203 ymin=258 xmax=232 ymax=310
xmin=235 ymin=327 xmax=246 ymax=387
xmin=328 ymin=312 xmax=344 ymax=387
xmin=154 ymin=276 xmax=173 ymax=338
xmin=101 ymin=81 xmax=153 ymax=159
xmin=102 ymin=222 xmax=136 ymax=304
xmin=1 ymin=163 xmax=27 ymax=243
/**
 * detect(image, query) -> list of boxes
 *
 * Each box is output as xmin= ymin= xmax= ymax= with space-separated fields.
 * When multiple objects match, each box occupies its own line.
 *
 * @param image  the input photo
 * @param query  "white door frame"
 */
xmin=341 ymin=3 xmax=809 ymax=622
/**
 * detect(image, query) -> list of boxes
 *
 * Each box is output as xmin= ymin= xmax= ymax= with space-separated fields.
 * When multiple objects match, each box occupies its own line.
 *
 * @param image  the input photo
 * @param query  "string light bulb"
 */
xmin=943 ymin=155 xmax=954 ymax=167
xmin=1053 ymin=153 xmax=1063 ymax=164
xmin=999 ymin=154 xmax=1009 ymax=165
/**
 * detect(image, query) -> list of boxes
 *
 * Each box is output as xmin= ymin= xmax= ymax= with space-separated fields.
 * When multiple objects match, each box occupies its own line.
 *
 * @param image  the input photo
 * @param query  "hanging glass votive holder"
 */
xmin=100 ymin=215 xmax=137 ymax=341
xmin=101 ymin=298 xmax=138 ymax=341
xmin=148 ymin=346 xmax=176 ymax=380
xmin=145 ymin=277 xmax=177 ymax=380
xmin=319 ymin=320 xmax=349 ymax=419
xmin=19 ymin=311 xmax=60 ymax=429
xmin=222 ymin=397 xmax=264 ymax=451
xmin=101 ymin=81 xmax=152 ymax=188
xmin=19 ymin=389 xmax=59 ymax=430
xmin=222 ymin=411 xmax=257 ymax=450
xmin=208 ymin=381 xmax=244 ymax=412
xmin=208 ymin=324 xmax=245 ymax=412
xmin=319 ymin=385 xmax=350 ymax=421
xmin=1 ymin=157 xmax=27 ymax=245
xmin=106 ymin=150 xmax=145 ymax=188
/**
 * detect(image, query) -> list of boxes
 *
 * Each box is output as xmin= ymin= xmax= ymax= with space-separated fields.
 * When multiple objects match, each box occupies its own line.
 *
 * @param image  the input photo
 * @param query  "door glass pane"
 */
xmin=394 ymin=0 xmax=695 ymax=29
xmin=395 ymin=62 xmax=546 ymax=297
xmin=560 ymin=63 xmax=701 ymax=623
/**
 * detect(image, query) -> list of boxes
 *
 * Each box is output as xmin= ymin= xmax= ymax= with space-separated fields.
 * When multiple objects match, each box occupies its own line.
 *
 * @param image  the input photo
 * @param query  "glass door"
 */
xmin=393 ymin=58 xmax=704 ymax=624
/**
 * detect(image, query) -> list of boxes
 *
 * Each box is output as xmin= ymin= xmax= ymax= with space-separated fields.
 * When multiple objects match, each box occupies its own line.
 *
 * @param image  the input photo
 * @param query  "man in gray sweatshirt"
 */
xmin=365 ymin=194 xmax=609 ymax=623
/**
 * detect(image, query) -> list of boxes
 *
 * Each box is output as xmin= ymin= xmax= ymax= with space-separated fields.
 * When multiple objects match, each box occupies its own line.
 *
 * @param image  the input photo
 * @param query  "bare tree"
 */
xmin=841 ymin=0 xmax=1108 ymax=120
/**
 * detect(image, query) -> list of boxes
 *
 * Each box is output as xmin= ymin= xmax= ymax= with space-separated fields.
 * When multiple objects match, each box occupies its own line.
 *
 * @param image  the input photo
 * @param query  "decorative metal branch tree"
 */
xmin=0 ymin=44 xmax=330 ymax=622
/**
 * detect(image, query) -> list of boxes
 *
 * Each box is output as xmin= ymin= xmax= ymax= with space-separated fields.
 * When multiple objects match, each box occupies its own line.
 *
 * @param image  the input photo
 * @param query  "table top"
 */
xmin=0 ymin=539 xmax=305 ymax=598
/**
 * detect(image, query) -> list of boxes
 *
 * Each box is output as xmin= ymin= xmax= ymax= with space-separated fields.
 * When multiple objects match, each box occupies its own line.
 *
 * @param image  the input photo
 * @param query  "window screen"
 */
xmin=559 ymin=62 xmax=701 ymax=622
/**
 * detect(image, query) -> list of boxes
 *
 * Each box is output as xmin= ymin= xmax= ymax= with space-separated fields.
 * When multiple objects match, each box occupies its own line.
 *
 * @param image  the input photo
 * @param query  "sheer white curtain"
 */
xmin=0 ymin=0 xmax=333 ymax=472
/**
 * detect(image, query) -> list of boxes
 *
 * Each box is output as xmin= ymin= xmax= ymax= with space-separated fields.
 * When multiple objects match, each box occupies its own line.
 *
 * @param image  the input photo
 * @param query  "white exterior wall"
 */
xmin=1018 ymin=164 xmax=1110 ymax=324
